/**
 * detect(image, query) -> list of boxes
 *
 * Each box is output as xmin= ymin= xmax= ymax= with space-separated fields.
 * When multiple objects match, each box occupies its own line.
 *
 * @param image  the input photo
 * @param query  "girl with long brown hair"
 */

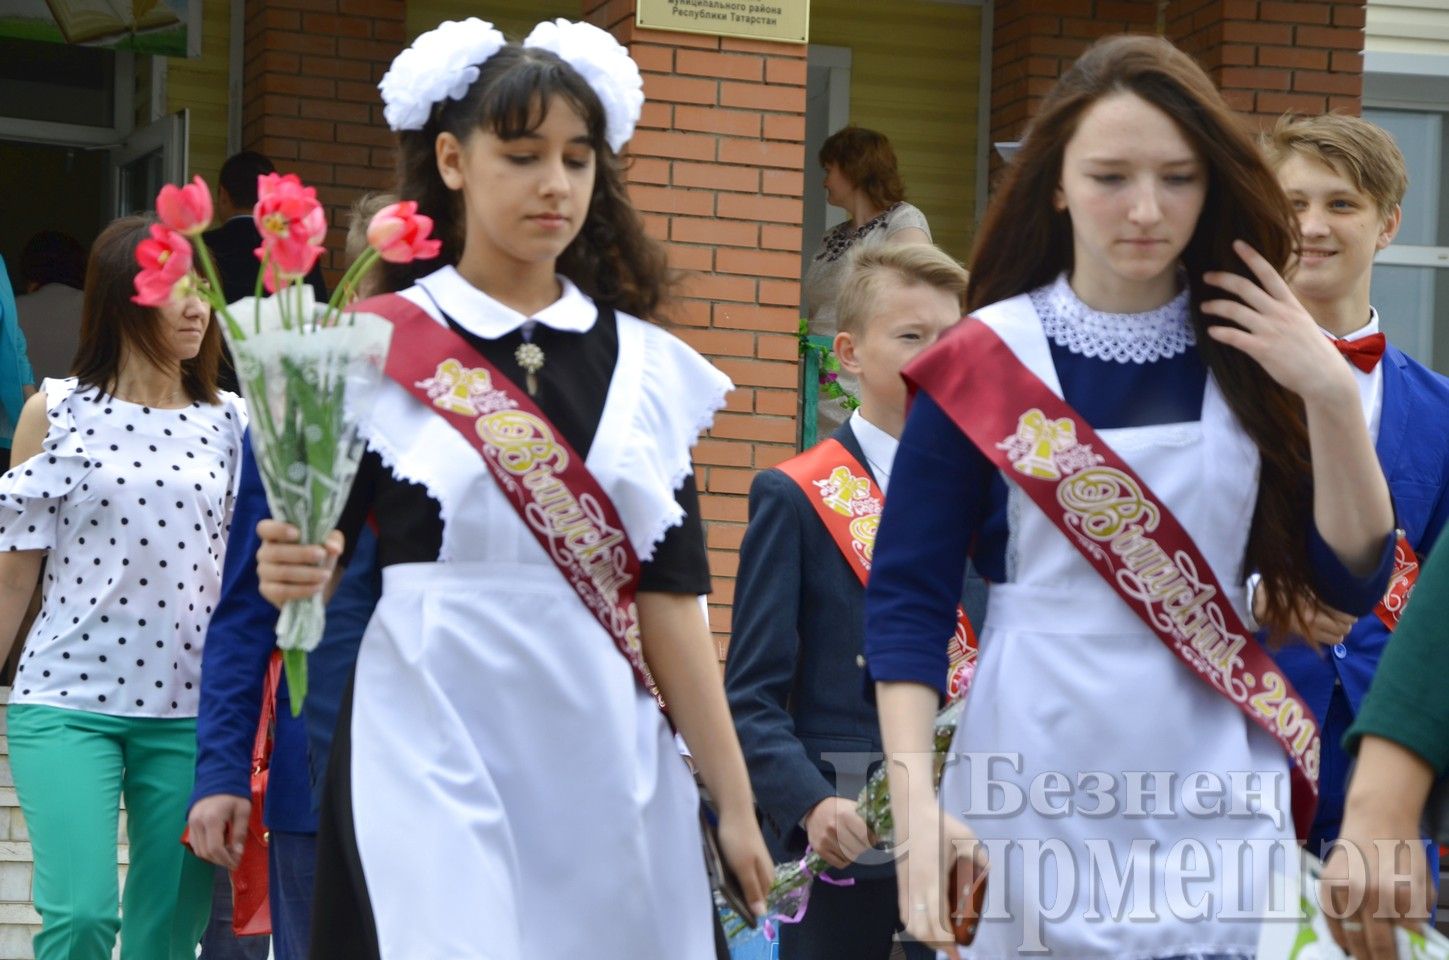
xmin=865 ymin=35 xmax=1395 ymax=956
xmin=250 ymin=18 xmax=771 ymax=959
xmin=0 ymin=214 xmax=245 ymax=959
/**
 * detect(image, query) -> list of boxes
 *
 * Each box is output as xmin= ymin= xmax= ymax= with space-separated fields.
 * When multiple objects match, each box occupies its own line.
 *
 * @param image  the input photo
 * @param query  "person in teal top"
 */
xmin=0 ymin=256 xmax=37 ymax=470
xmin=1321 ymin=542 xmax=1449 ymax=958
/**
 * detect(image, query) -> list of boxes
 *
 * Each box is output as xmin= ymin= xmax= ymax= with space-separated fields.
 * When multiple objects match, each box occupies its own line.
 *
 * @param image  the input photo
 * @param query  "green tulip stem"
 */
xmin=283 ymin=648 xmax=307 ymax=717
xmin=324 ymin=248 xmax=381 ymax=327
xmin=191 ymin=239 xmax=245 ymax=342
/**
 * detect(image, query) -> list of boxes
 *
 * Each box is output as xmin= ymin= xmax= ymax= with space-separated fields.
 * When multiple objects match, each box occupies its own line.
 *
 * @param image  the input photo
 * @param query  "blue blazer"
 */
xmin=725 ymin=423 xmax=899 ymax=876
xmin=1274 ymin=344 xmax=1449 ymax=745
xmin=191 ymin=435 xmax=381 ymax=830
xmin=191 ymin=434 xmax=317 ymax=833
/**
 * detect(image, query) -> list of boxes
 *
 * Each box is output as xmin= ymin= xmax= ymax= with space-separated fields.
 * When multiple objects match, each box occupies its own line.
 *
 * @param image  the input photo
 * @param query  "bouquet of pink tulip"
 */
xmin=134 ymin=173 xmax=441 ymax=712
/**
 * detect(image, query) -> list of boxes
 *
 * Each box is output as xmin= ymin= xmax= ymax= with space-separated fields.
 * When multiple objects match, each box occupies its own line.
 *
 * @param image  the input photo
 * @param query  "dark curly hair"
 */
xmin=383 ymin=42 xmax=671 ymax=319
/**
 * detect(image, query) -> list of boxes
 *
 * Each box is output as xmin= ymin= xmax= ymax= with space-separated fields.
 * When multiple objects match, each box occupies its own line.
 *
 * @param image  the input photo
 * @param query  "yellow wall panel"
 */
xmin=167 ymin=0 xmax=232 ymax=183
xmin=808 ymin=0 xmax=981 ymax=261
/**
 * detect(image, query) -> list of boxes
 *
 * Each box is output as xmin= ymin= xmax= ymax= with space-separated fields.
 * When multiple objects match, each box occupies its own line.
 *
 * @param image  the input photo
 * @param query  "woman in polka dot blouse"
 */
xmin=0 ymin=216 xmax=247 ymax=960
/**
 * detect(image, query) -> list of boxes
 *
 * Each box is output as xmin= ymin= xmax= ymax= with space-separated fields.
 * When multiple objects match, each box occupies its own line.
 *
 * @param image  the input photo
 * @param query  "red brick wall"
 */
xmin=1167 ymin=0 xmax=1365 ymax=122
xmin=585 ymin=0 xmax=806 ymax=654
xmin=989 ymin=0 xmax=1159 ymax=165
xmin=989 ymin=0 xmax=1365 ymax=162
xmin=241 ymin=0 xmax=404 ymax=283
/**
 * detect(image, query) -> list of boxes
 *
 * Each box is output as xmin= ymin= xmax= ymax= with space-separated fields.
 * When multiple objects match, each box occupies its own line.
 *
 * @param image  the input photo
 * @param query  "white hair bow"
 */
xmin=378 ymin=17 xmax=645 ymax=153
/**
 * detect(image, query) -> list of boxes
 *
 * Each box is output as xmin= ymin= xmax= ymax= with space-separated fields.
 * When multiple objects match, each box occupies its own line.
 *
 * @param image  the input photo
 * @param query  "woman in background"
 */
xmin=0 ymin=214 xmax=246 ymax=960
xmin=804 ymin=125 xmax=931 ymax=434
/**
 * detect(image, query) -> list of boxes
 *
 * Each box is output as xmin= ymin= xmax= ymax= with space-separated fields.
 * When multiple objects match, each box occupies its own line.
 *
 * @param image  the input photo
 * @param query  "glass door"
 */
xmin=802 ymin=44 xmax=852 ymax=276
xmin=110 ymin=109 xmax=188 ymax=217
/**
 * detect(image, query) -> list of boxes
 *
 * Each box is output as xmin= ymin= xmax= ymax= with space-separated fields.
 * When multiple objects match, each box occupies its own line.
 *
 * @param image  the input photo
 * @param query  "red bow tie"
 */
xmin=1334 ymin=333 xmax=1386 ymax=373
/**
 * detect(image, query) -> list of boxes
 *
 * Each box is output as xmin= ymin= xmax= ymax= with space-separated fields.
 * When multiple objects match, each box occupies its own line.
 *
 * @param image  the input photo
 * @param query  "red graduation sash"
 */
xmin=907 ymin=317 xmax=1321 ymax=838
xmin=1374 ymin=535 xmax=1418 ymax=630
xmin=356 ymin=294 xmax=660 ymax=704
xmin=776 ymin=438 xmax=978 ymax=701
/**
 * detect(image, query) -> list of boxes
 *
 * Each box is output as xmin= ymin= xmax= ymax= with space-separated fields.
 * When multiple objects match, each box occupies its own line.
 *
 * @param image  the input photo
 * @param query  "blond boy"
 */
xmin=725 ymin=244 xmax=967 ymax=958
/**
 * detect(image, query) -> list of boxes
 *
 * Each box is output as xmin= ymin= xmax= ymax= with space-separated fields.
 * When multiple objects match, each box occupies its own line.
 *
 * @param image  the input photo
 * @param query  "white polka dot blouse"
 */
xmin=0 ymin=378 xmax=247 ymax=717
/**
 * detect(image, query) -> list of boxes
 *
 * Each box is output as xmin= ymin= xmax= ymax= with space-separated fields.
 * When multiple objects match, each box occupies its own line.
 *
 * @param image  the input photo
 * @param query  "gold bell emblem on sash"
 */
xmin=819 ymin=465 xmax=871 ymax=517
xmin=1008 ymin=410 xmax=1079 ymax=480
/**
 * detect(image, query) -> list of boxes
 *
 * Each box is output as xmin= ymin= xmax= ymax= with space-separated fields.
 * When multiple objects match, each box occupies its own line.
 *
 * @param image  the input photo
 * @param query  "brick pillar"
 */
xmin=585 ymin=1 xmax=807 ymax=655
xmin=241 ymin=0 xmax=405 ymax=285
xmin=1166 ymin=0 xmax=1365 ymax=122
xmin=989 ymin=0 xmax=1365 ymax=160
xmin=989 ymin=0 xmax=1160 ymax=166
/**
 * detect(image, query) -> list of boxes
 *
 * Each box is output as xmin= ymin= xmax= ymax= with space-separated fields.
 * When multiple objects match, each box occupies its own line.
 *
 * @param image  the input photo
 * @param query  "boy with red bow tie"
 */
xmin=1262 ymin=113 xmax=1449 ymax=860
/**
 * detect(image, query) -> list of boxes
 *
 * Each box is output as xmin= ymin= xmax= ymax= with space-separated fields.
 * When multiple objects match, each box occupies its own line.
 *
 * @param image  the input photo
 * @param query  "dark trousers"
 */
xmin=270 ymin=831 xmax=318 ymax=960
xmin=777 ymin=875 xmax=934 ymax=960
xmin=198 ymin=865 xmax=269 ymax=959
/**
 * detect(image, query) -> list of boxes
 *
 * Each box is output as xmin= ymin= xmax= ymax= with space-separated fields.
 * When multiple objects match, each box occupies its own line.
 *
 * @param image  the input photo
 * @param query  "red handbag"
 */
xmin=230 ymin=651 xmax=282 ymax=936
xmin=181 ymin=651 xmax=280 ymax=936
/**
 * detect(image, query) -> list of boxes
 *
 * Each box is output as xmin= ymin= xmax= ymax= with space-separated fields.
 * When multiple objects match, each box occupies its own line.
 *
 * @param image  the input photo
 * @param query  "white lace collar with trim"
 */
xmin=1030 ymin=272 xmax=1195 ymax=364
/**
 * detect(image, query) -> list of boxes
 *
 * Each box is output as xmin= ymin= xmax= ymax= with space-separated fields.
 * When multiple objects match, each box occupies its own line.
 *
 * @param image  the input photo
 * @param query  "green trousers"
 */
xmin=7 ymin=705 xmax=213 ymax=960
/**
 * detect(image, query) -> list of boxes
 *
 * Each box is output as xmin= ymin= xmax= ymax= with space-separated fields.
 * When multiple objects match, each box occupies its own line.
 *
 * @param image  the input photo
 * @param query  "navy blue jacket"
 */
xmin=191 ymin=434 xmax=316 ymax=832
xmin=1274 ymin=344 xmax=1449 ymax=767
xmin=725 ymin=424 xmax=900 ymax=876
xmin=191 ymin=435 xmax=382 ymax=830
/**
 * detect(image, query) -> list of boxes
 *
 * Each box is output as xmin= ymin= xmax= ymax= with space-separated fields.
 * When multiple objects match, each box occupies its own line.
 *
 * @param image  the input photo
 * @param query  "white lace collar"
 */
xmin=414 ymin=265 xmax=596 ymax=339
xmin=1030 ymin=272 xmax=1194 ymax=364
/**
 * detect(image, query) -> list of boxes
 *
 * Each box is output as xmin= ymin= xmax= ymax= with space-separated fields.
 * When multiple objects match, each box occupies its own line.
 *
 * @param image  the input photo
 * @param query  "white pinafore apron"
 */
xmin=941 ymin=297 xmax=1296 ymax=959
xmin=345 ymin=296 xmax=723 ymax=959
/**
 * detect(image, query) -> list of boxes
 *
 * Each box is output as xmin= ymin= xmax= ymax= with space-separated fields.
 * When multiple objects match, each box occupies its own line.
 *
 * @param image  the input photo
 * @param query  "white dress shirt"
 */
xmin=1323 ymin=308 xmax=1384 ymax=443
xmin=850 ymin=409 xmax=899 ymax=495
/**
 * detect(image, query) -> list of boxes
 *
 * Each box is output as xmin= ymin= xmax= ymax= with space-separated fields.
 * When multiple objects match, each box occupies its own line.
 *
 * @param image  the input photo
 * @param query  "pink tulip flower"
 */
xmin=255 ymin=238 xmax=325 ymax=294
xmin=365 ymin=201 xmax=443 ymax=264
xmin=155 ymin=175 xmax=213 ymax=236
xmin=253 ymin=173 xmax=327 ymax=288
xmin=132 ymin=224 xmax=194 ymax=306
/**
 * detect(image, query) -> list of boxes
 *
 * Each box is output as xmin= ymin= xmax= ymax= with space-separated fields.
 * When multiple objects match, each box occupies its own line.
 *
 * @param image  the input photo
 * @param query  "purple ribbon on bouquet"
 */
xmin=760 ymin=846 xmax=856 ymax=941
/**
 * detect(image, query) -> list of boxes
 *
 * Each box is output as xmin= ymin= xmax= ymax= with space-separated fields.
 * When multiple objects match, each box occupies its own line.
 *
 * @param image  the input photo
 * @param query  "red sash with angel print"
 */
xmin=356 ymin=294 xmax=661 ymax=706
xmin=776 ymin=439 xmax=978 ymax=701
xmin=906 ymin=317 xmax=1321 ymax=838
xmin=1374 ymin=535 xmax=1419 ymax=630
